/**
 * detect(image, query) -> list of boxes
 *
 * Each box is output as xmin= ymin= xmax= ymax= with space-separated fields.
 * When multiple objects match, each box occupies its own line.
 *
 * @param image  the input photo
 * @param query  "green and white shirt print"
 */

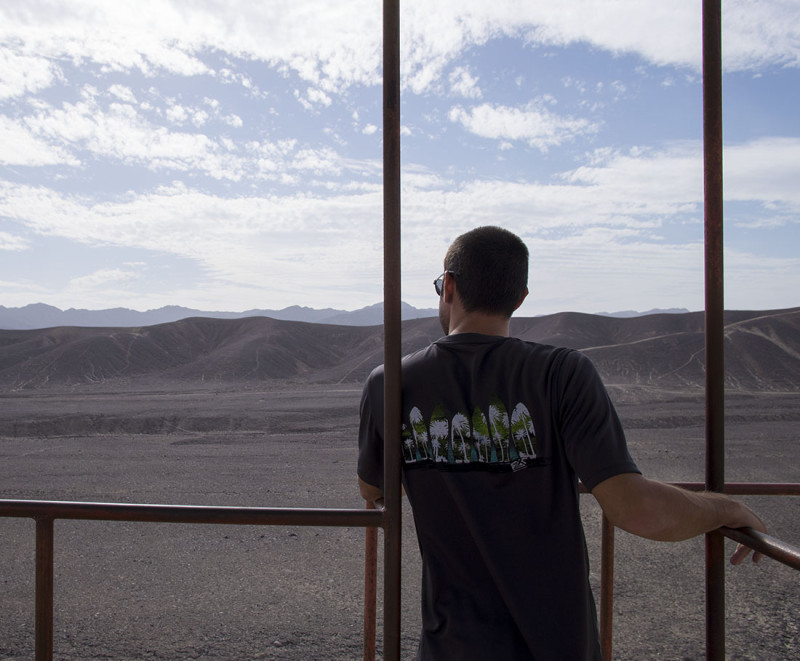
xmin=402 ymin=396 xmax=537 ymax=471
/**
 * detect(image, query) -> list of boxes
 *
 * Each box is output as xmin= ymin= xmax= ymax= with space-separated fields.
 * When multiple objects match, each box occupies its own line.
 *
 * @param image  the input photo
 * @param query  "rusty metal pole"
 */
xmin=363 ymin=501 xmax=378 ymax=661
xmin=382 ymin=1 xmax=403 ymax=660
xmin=702 ymin=1 xmax=726 ymax=659
xmin=35 ymin=517 xmax=54 ymax=661
xmin=599 ymin=514 xmax=615 ymax=661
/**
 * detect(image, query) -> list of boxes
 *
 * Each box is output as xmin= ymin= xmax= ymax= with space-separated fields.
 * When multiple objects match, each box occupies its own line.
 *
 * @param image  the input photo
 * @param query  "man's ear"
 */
xmin=513 ymin=287 xmax=529 ymax=312
xmin=443 ymin=271 xmax=457 ymax=303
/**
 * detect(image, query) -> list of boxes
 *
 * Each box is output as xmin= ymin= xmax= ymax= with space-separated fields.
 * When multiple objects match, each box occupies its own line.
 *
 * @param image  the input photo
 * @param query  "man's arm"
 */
xmin=592 ymin=473 xmax=767 ymax=564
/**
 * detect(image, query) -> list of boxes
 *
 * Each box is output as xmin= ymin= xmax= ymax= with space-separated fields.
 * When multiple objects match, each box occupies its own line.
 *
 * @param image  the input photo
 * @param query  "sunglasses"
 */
xmin=433 ymin=270 xmax=457 ymax=296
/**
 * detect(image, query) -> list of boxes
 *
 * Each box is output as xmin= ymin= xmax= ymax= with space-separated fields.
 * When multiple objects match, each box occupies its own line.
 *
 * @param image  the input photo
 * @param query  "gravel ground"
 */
xmin=0 ymin=385 xmax=798 ymax=660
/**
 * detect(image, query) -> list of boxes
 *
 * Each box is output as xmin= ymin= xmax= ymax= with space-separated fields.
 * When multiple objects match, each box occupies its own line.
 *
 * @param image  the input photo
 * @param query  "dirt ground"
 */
xmin=0 ymin=384 xmax=798 ymax=660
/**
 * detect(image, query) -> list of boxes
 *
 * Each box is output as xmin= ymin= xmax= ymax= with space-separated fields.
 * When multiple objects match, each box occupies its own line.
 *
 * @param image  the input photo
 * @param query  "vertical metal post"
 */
xmin=382 ymin=1 xmax=403 ymax=660
xmin=600 ymin=514 xmax=615 ymax=661
xmin=702 ymin=1 xmax=726 ymax=659
xmin=35 ymin=517 xmax=54 ymax=661
xmin=363 ymin=501 xmax=378 ymax=661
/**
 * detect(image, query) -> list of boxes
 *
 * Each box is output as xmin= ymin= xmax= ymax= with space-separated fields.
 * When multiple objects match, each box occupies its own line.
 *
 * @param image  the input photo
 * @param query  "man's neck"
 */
xmin=448 ymin=310 xmax=511 ymax=337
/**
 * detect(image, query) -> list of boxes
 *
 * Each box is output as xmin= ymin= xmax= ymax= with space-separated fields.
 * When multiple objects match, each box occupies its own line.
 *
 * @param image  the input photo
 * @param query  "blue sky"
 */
xmin=1 ymin=1 xmax=798 ymax=317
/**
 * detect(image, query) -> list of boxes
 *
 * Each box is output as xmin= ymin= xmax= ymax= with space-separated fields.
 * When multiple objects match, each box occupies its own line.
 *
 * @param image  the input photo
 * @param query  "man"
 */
xmin=357 ymin=226 xmax=765 ymax=660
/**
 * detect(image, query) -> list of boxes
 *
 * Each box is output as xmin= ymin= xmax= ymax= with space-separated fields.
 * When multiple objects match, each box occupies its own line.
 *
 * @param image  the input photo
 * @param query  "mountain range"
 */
xmin=0 ymin=302 xmax=439 ymax=330
xmin=0 ymin=303 xmax=691 ymax=331
xmin=0 ymin=307 xmax=797 ymax=392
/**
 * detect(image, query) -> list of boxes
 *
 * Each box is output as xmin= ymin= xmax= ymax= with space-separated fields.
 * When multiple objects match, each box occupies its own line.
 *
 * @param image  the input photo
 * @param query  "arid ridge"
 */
xmin=0 ymin=307 xmax=797 ymax=392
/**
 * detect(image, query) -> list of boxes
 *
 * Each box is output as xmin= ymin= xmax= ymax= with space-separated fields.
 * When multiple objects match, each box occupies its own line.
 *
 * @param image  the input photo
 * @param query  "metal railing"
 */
xmin=0 ymin=499 xmax=384 ymax=661
xmin=1 ymin=487 xmax=798 ymax=661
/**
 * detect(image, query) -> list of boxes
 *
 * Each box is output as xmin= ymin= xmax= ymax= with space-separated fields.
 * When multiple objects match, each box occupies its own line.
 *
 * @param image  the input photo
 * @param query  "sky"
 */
xmin=1 ymin=1 xmax=798 ymax=317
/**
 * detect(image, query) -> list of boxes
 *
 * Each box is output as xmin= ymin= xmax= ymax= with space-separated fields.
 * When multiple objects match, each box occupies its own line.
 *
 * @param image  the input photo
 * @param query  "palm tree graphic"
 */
xmin=489 ymin=397 xmax=512 ymax=462
xmin=451 ymin=412 xmax=471 ymax=463
xmin=472 ymin=409 xmax=493 ymax=462
xmin=401 ymin=424 xmax=415 ymax=462
xmin=409 ymin=407 xmax=430 ymax=460
xmin=429 ymin=405 xmax=450 ymax=462
xmin=511 ymin=403 xmax=537 ymax=458
xmin=430 ymin=418 xmax=449 ymax=462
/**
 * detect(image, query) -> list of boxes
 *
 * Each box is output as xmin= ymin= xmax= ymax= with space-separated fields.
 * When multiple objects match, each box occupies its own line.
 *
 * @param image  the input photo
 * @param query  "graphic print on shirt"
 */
xmin=402 ymin=396 xmax=538 ymax=471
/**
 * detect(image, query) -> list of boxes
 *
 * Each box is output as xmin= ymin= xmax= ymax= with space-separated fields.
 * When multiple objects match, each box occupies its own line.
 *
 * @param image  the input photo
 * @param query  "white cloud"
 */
xmin=0 ymin=278 xmax=51 ymax=307
xmin=0 ymin=48 xmax=59 ymax=100
xmin=449 ymin=66 xmax=482 ymax=99
xmin=0 ymin=230 xmax=29 ymax=251
xmin=725 ymin=137 xmax=800 ymax=207
xmin=564 ymin=144 xmax=703 ymax=207
xmin=0 ymin=180 xmax=386 ymax=309
xmin=108 ymin=84 xmax=137 ymax=103
xmin=70 ymin=267 xmax=139 ymax=290
xmin=224 ymin=114 xmax=243 ymax=128
xmin=165 ymin=104 xmax=189 ymax=123
xmin=0 ymin=115 xmax=81 ymax=167
xmin=291 ymin=147 xmax=341 ymax=175
xmin=307 ymin=87 xmax=332 ymax=107
xmin=191 ymin=110 xmax=209 ymax=127
xmin=561 ymin=137 xmax=800 ymax=219
xmin=722 ymin=0 xmax=800 ymax=71
xmin=724 ymin=248 xmax=800 ymax=311
xmin=397 ymin=136 xmax=800 ymax=313
xmin=449 ymin=101 xmax=599 ymax=151
xmin=294 ymin=86 xmax=334 ymax=110
xmin=521 ymin=231 xmax=707 ymax=315
xmin=1 ymin=1 xmax=796 ymax=108
xmin=19 ymin=97 xmax=246 ymax=180
xmin=511 ymin=1 xmax=800 ymax=72
xmin=1 ymin=128 xmax=797 ymax=313
xmin=294 ymin=89 xmax=312 ymax=111
xmin=1 ymin=2 xmax=211 ymax=78
xmin=0 ymin=1 xmax=797 ymax=315
xmin=164 ymin=98 xmax=238 ymax=130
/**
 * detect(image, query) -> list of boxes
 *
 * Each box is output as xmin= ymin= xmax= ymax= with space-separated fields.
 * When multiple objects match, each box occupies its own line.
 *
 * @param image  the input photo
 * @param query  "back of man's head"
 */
xmin=444 ymin=226 xmax=529 ymax=317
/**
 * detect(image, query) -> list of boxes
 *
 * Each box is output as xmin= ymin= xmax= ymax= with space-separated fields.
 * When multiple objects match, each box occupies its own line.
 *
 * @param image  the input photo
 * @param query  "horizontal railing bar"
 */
xmin=578 ymin=482 xmax=800 ymax=495
xmin=721 ymin=526 xmax=800 ymax=571
xmin=4 ymin=482 xmax=798 ymax=524
xmin=0 ymin=499 xmax=384 ymax=528
xmin=672 ymin=483 xmax=800 ymax=496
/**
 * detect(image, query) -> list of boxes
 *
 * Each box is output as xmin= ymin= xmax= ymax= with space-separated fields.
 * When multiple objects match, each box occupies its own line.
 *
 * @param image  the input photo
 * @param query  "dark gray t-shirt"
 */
xmin=358 ymin=334 xmax=639 ymax=660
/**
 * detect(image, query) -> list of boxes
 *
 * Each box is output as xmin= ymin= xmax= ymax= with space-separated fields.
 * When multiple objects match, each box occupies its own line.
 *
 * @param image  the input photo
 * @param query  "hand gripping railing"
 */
xmin=587 ymin=482 xmax=800 ymax=661
xmin=720 ymin=526 xmax=800 ymax=570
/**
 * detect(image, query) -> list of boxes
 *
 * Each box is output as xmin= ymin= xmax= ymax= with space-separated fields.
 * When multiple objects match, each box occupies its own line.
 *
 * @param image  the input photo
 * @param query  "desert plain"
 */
xmin=0 ymin=310 xmax=798 ymax=659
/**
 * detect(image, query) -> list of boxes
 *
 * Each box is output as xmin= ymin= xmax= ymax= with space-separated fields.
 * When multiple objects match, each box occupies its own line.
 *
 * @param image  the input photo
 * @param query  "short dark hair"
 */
xmin=444 ymin=226 xmax=528 ymax=317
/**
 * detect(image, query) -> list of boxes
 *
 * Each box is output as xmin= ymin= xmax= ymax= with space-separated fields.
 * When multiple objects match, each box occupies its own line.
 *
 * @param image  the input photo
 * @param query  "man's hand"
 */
xmin=359 ymin=477 xmax=384 ymax=508
xmin=729 ymin=533 xmax=765 ymax=565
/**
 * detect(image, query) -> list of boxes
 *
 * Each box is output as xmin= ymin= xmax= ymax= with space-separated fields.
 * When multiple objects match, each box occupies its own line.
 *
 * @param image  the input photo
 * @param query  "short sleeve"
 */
xmin=357 ymin=365 xmax=385 ymax=491
xmin=553 ymin=350 xmax=640 ymax=491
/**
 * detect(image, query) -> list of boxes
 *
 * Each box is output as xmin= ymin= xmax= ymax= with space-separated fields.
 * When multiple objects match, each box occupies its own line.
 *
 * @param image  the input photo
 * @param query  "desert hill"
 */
xmin=0 ymin=308 xmax=798 ymax=392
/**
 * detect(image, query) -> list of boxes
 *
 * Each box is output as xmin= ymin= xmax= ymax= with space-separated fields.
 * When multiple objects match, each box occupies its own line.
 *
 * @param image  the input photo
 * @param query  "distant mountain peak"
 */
xmin=596 ymin=308 xmax=691 ymax=318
